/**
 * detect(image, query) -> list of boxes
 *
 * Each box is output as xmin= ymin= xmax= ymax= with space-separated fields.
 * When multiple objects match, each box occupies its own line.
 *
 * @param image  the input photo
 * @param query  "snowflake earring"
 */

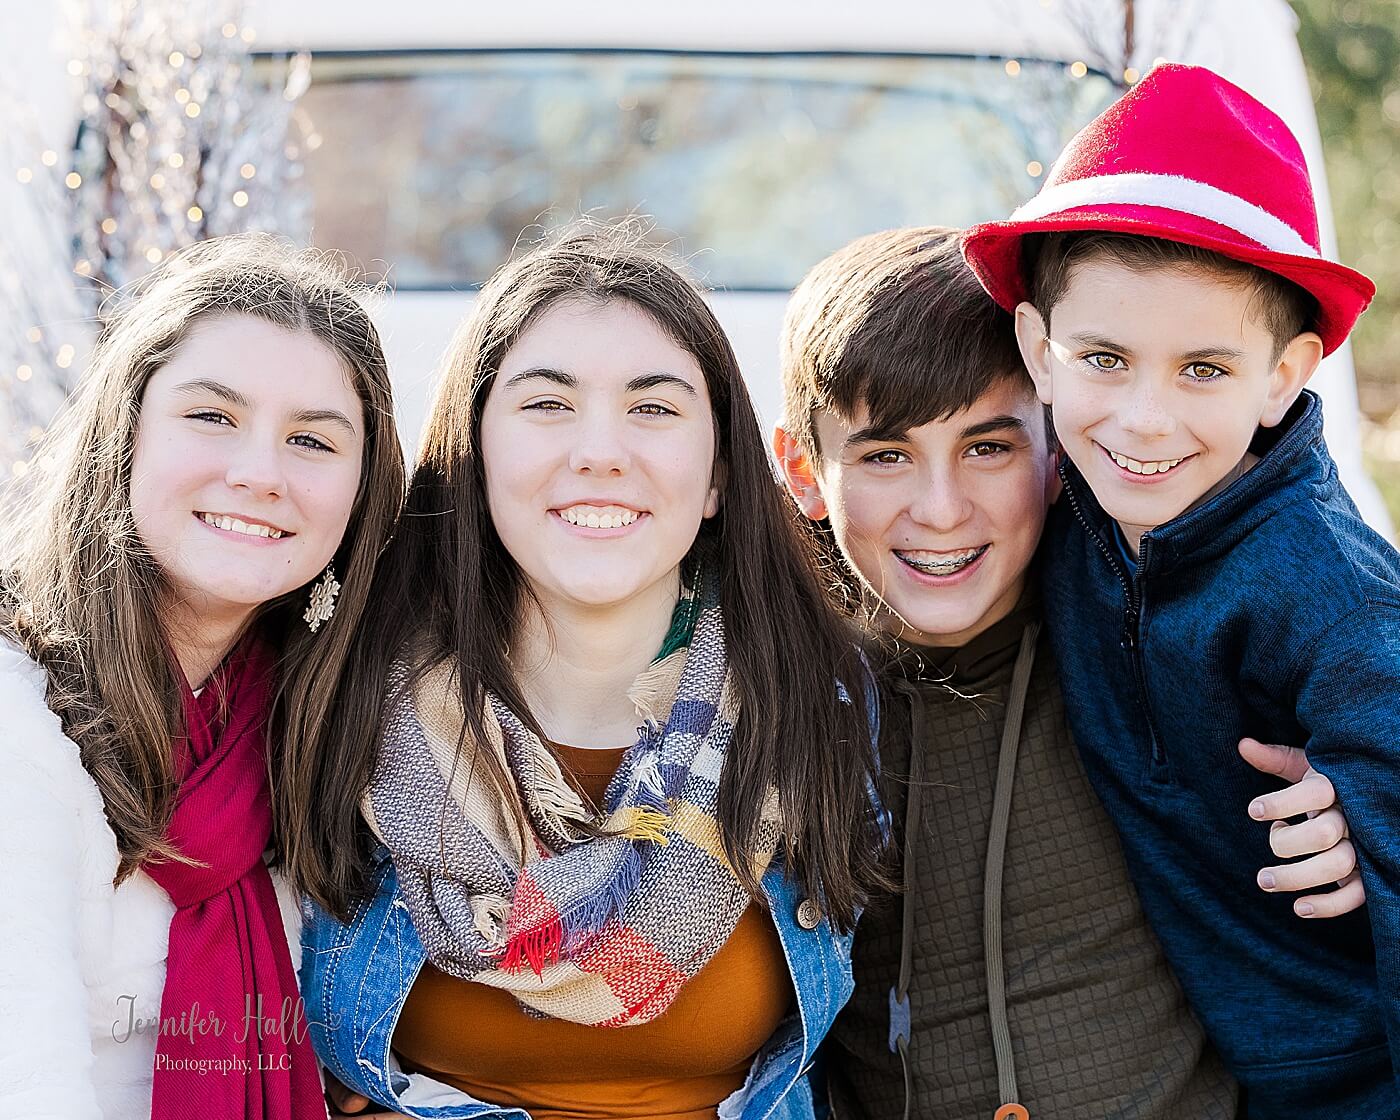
xmin=303 ymin=564 xmax=340 ymax=633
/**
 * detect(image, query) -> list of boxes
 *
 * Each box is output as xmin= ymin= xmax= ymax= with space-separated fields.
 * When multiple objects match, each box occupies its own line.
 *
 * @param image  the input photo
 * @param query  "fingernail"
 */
xmin=1249 ymin=800 xmax=1266 ymax=819
xmin=1258 ymin=871 xmax=1276 ymax=890
xmin=1297 ymin=901 xmax=1315 ymax=917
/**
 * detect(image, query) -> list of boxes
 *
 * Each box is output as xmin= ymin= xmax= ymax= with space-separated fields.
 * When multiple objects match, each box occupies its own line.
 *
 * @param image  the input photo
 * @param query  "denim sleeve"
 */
xmin=1292 ymin=600 xmax=1400 ymax=1070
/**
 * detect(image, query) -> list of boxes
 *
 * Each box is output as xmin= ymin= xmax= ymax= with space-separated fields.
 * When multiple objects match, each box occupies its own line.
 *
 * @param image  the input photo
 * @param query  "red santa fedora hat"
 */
xmin=962 ymin=63 xmax=1374 ymax=355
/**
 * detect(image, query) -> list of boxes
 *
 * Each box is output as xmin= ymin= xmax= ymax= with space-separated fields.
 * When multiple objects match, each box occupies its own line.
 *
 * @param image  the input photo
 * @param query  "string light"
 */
xmin=221 ymin=22 xmax=237 ymax=37
xmin=185 ymin=103 xmax=201 ymax=118
xmin=1027 ymin=160 xmax=1044 ymax=176
xmin=1124 ymin=67 xmax=1141 ymax=84
xmin=16 ymin=167 xmax=32 ymax=184
xmin=11 ymin=462 xmax=29 ymax=479
xmin=1070 ymin=61 xmax=1088 ymax=79
xmin=25 ymin=328 xmax=41 ymax=344
xmin=168 ymin=152 xmax=184 ymax=168
xmin=145 ymin=247 xmax=163 ymax=263
xmin=240 ymin=162 xmax=256 ymax=179
xmin=232 ymin=190 xmax=249 ymax=207
xmin=1005 ymin=60 xmax=1022 ymax=77
xmin=169 ymin=51 xmax=184 ymax=66
xmin=54 ymin=344 xmax=75 ymax=369
xmin=149 ymin=172 xmax=166 ymax=189
xmin=16 ymin=365 xmax=33 ymax=382
xmin=66 ymin=59 xmax=84 ymax=76
xmin=187 ymin=205 xmax=204 ymax=222
xmin=101 ymin=218 xmax=118 ymax=234
xmin=65 ymin=172 xmax=82 ymax=189
xmin=40 ymin=150 xmax=58 ymax=167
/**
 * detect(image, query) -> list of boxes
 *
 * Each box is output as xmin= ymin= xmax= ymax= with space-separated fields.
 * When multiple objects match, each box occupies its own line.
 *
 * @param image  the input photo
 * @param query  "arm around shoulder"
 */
xmin=1290 ymin=601 xmax=1400 ymax=1059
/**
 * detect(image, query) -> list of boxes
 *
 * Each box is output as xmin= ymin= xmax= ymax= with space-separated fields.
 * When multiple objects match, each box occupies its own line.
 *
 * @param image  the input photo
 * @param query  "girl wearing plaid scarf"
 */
xmin=287 ymin=224 xmax=890 ymax=1120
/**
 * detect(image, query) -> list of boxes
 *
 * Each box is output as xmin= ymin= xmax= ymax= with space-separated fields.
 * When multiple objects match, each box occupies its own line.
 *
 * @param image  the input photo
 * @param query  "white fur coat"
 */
xmin=0 ymin=641 xmax=302 ymax=1120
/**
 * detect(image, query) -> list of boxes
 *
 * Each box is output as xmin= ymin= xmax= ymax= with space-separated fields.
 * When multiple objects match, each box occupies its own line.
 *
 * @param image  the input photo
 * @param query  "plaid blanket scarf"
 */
xmin=365 ymin=585 xmax=783 ymax=1027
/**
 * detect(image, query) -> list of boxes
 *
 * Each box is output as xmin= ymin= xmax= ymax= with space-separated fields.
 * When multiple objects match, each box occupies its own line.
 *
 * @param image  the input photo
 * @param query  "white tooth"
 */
xmin=258 ymin=525 xmax=270 ymax=537
xmin=598 ymin=514 xmax=612 ymax=529
xmin=218 ymin=516 xmax=232 ymax=531
xmin=585 ymin=513 xmax=600 ymax=528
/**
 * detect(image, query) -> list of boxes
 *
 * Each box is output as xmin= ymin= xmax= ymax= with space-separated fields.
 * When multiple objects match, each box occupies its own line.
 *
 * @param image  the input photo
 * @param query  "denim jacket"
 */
xmin=301 ymin=846 xmax=854 ymax=1120
xmin=1041 ymin=391 xmax=1400 ymax=1118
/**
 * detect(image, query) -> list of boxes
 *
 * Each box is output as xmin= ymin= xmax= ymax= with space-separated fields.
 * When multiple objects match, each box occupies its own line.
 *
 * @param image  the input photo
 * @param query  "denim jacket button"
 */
xmin=796 ymin=897 xmax=822 ymax=930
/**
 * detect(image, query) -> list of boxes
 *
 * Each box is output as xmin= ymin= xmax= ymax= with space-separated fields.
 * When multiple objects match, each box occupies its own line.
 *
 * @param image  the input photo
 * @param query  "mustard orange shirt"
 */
xmin=392 ymin=743 xmax=794 ymax=1120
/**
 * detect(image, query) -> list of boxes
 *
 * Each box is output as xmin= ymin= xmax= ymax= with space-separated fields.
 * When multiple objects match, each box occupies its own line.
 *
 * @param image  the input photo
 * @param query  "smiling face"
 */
xmin=478 ymin=298 xmax=719 ymax=616
xmin=1016 ymin=259 xmax=1322 ymax=552
xmin=129 ymin=313 xmax=365 ymax=637
xmin=778 ymin=376 xmax=1057 ymax=648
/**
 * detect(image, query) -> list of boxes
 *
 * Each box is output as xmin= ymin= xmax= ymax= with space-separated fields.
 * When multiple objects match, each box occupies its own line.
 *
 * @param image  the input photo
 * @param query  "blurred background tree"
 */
xmin=1289 ymin=0 xmax=1400 ymax=516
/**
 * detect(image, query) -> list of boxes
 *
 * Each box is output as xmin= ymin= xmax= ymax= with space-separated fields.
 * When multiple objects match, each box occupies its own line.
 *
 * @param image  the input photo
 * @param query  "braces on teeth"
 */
xmin=900 ymin=546 xmax=987 ymax=574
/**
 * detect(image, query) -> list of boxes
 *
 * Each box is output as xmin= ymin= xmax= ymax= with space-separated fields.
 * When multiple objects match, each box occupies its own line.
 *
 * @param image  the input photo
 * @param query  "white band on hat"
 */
xmin=1011 ymin=172 xmax=1318 ymax=258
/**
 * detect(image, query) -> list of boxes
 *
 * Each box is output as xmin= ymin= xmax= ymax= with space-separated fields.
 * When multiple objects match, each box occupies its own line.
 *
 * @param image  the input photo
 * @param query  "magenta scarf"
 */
xmin=145 ymin=637 xmax=325 ymax=1120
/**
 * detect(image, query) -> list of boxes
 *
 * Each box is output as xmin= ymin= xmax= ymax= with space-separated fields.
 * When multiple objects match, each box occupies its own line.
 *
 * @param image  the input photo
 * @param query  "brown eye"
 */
xmin=1088 ymin=353 xmax=1122 ymax=370
xmin=1186 ymin=363 xmax=1226 ymax=381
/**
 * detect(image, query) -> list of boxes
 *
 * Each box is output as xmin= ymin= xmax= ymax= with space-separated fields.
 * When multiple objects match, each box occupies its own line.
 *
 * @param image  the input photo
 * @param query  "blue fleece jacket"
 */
xmin=1041 ymin=390 xmax=1399 ymax=1119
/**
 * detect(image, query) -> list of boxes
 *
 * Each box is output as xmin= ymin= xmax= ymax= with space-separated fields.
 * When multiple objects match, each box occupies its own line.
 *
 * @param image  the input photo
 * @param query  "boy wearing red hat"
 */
xmin=964 ymin=63 xmax=1396 ymax=1118
xmin=775 ymin=225 xmax=1363 ymax=1120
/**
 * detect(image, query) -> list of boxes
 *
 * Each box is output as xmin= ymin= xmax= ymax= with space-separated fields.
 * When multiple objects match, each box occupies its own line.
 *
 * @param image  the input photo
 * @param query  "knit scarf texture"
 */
xmin=366 ymin=583 xmax=783 ymax=1027
xmin=145 ymin=636 xmax=323 ymax=1120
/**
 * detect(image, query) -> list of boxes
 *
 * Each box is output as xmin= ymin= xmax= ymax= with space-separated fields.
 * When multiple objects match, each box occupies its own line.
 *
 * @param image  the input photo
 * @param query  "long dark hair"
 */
xmin=294 ymin=222 xmax=888 ymax=928
xmin=1 ymin=234 xmax=405 ymax=881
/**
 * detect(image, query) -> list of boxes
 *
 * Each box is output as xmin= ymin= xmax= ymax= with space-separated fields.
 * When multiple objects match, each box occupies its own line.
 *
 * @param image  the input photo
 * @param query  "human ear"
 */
xmin=1014 ymin=303 xmax=1055 ymax=406
xmin=1260 ymin=331 xmax=1324 ymax=428
xmin=772 ymin=424 xmax=828 ymax=521
xmin=703 ymin=458 xmax=725 ymax=519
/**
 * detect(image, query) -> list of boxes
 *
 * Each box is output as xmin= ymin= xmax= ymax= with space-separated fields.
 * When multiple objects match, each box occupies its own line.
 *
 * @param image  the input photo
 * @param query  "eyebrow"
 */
xmin=1180 ymin=346 xmax=1247 ymax=362
xmin=961 ymin=415 xmax=1028 ymax=439
xmin=170 ymin=377 xmax=359 ymax=436
xmin=503 ymin=367 xmax=577 ymax=390
xmin=843 ymin=424 xmax=910 ymax=450
xmin=1068 ymin=332 xmax=1134 ymax=356
xmin=502 ymin=367 xmax=698 ymax=397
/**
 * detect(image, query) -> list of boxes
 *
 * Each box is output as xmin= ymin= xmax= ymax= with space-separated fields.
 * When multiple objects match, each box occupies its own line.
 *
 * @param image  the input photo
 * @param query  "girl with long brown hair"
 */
xmin=295 ymin=223 xmax=889 ymax=1120
xmin=0 ymin=234 xmax=404 ymax=1120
